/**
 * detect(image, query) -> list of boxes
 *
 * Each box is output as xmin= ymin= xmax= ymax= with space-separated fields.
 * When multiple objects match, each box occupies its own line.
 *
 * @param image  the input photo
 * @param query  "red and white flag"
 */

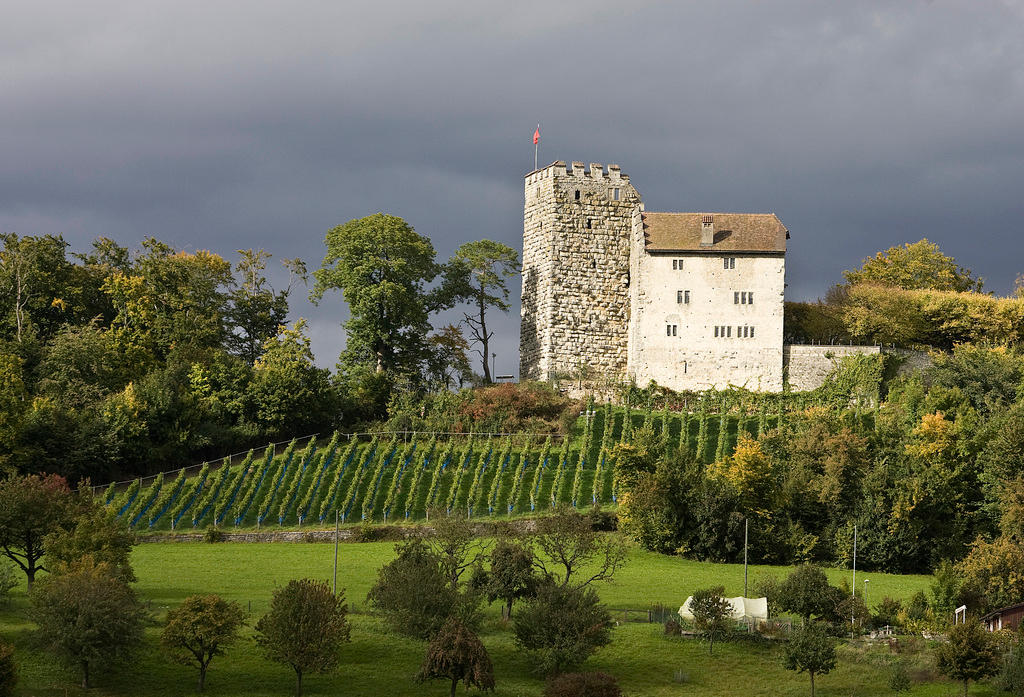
xmin=533 ymin=125 xmax=540 ymax=145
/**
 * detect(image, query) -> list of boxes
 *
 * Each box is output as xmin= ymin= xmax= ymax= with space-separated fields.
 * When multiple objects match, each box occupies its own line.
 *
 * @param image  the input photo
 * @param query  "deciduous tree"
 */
xmin=690 ymin=586 xmax=732 ymax=654
xmin=533 ymin=507 xmax=627 ymax=590
xmin=936 ymin=620 xmax=1000 ymax=697
xmin=0 ymin=473 xmax=73 ymax=587
xmin=783 ymin=622 xmax=837 ymax=697
xmin=474 ymin=537 xmax=538 ymax=620
xmin=843 ymin=238 xmax=982 ymax=292
xmin=513 ymin=581 xmax=613 ymax=676
xmin=30 ymin=558 xmax=146 ymax=689
xmin=311 ymin=214 xmax=438 ymax=376
xmin=416 ymin=617 xmax=495 ymax=697
xmin=255 ymin=579 xmax=350 ymax=697
xmin=444 ymin=240 xmax=520 ymax=382
xmin=161 ymin=594 xmax=246 ymax=692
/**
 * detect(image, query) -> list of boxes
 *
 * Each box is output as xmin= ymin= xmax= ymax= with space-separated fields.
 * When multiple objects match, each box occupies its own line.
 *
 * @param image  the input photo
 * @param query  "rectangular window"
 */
xmin=714 ymin=326 xmax=719 ymax=338
xmin=734 ymin=291 xmax=739 ymax=304
xmin=750 ymin=326 xmax=755 ymax=338
xmin=741 ymin=292 xmax=747 ymax=304
xmin=684 ymin=290 xmax=690 ymax=304
xmin=727 ymin=326 xmax=732 ymax=338
xmin=723 ymin=257 xmax=736 ymax=269
xmin=667 ymin=325 xmax=672 ymax=336
xmin=672 ymin=325 xmax=677 ymax=336
xmin=672 ymin=259 xmax=678 ymax=270
xmin=612 ymin=188 xmax=620 ymax=201
xmin=677 ymin=290 xmax=683 ymax=304
xmin=748 ymin=291 xmax=753 ymax=304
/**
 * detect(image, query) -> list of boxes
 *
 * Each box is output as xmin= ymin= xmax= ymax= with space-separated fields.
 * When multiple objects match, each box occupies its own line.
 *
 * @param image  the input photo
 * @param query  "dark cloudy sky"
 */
xmin=4 ymin=1 xmax=1023 ymax=371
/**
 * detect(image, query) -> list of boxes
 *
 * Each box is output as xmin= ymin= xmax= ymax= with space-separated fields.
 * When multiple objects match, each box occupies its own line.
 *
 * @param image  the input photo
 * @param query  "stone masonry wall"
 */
xmin=783 ymin=344 xmax=881 ymax=391
xmin=520 ymin=161 xmax=640 ymax=384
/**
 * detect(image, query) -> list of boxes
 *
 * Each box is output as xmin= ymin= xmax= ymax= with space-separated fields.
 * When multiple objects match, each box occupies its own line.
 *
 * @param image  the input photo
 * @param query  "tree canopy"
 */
xmin=843 ymin=238 xmax=982 ymax=292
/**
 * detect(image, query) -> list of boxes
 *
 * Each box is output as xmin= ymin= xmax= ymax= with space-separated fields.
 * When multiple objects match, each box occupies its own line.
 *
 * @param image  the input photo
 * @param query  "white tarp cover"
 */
xmin=678 ymin=596 xmax=768 ymax=621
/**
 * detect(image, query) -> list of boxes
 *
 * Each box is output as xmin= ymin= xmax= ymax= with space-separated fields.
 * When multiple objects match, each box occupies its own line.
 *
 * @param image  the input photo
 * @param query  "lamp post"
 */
xmin=491 ymin=353 xmax=496 ymax=383
xmin=863 ymin=579 xmax=870 ymax=614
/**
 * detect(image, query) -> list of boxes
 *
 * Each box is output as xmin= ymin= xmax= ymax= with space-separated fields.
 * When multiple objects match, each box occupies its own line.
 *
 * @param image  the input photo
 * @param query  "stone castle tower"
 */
xmin=520 ymin=161 xmax=641 ymax=383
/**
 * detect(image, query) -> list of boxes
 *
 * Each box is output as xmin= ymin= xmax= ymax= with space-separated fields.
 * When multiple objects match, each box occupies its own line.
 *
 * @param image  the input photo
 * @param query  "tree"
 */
xmin=784 ymin=623 xmax=836 ymax=697
xmin=44 ymin=488 xmax=136 ymax=583
xmin=366 ymin=538 xmax=477 ymax=639
xmin=0 ymin=641 xmax=15 ymax=697
xmin=311 ymin=214 xmax=438 ymax=375
xmin=0 ymin=473 xmax=73 ymax=587
xmin=226 ymin=249 xmax=306 ymax=365
xmin=936 ymin=620 xmax=1000 ymax=697
xmin=445 ymin=240 xmax=520 ymax=382
xmin=532 ymin=507 xmax=627 ymax=590
xmin=513 ymin=581 xmax=613 ymax=676
xmin=0 ymin=354 xmax=26 ymax=475
xmin=689 ymin=586 xmax=732 ymax=654
xmin=779 ymin=565 xmax=840 ymax=624
xmin=475 ymin=537 xmax=538 ymax=620
xmin=843 ymin=239 xmax=982 ymax=293
xmin=957 ymin=536 xmax=1024 ymax=614
xmin=161 ymin=594 xmax=246 ymax=692
xmin=416 ymin=617 xmax=495 ymax=697
xmin=30 ymin=557 xmax=146 ymax=689
xmin=427 ymin=514 xmax=489 ymax=590
xmin=249 ymin=320 xmax=336 ymax=436
xmin=254 ymin=579 xmax=350 ymax=697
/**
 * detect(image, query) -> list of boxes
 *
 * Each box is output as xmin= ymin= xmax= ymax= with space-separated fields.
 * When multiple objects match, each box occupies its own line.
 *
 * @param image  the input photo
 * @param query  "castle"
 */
xmin=519 ymin=161 xmax=877 ymax=392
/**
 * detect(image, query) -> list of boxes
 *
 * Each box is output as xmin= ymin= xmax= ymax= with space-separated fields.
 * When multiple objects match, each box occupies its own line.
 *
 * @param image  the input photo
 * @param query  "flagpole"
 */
xmin=534 ymin=123 xmax=539 ymax=170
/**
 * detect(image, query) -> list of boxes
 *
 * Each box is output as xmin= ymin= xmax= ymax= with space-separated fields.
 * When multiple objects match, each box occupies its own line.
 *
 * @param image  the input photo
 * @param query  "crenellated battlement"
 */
xmin=525 ymin=160 xmax=627 ymax=185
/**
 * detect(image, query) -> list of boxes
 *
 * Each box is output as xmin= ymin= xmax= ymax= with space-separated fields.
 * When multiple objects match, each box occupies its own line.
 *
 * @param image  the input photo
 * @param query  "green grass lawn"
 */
xmin=0 ymin=540 xmax=999 ymax=697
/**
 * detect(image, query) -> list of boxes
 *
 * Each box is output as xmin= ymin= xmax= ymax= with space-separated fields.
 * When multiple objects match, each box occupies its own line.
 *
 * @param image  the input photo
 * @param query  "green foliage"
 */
xmin=780 ymin=565 xmax=841 ymax=623
xmin=513 ymin=581 xmax=613 ymax=676
xmin=161 ymin=594 xmax=246 ymax=692
xmin=998 ymin=638 xmax=1024 ymax=697
xmin=783 ymin=623 xmax=837 ymax=697
xmin=30 ymin=557 xmax=147 ymax=689
xmin=366 ymin=538 xmax=475 ymax=640
xmin=543 ymin=672 xmax=622 ymax=697
xmin=843 ymin=239 xmax=982 ymax=293
xmin=533 ymin=507 xmax=627 ymax=590
xmin=475 ymin=537 xmax=538 ymax=620
xmin=690 ymin=586 xmax=732 ymax=654
xmin=254 ymin=578 xmax=350 ymax=697
xmin=0 ymin=473 xmax=73 ymax=586
xmin=956 ymin=536 xmax=1024 ymax=614
xmin=416 ymin=617 xmax=495 ymax=697
xmin=311 ymin=213 xmax=439 ymax=376
xmin=0 ymin=641 xmax=14 ymax=697
xmin=935 ymin=620 xmax=1000 ymax=696
xmin=44 ymin=491 xmax=136 ymax=583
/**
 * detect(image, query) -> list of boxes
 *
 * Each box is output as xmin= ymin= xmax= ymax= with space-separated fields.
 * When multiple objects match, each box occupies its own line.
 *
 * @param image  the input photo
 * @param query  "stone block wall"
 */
xmin=783 ymin=344 xmax=881 ymax=391
xmin=520 ymin=161 xmax=640 ymax=383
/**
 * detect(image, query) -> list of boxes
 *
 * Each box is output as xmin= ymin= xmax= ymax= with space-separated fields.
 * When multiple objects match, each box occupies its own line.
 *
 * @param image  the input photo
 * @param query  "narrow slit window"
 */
xmin=672 ymin=259 xmax=678 ymax=270
xmin=734 ymin=292 xmax=739 ymax=304
xmin=684 ymin=290 xmax=690 ymax=304
xmin=586 ymin=219 xmax=592 ymax=229
xmin=727 ymin=326 xmax=732 ymax=338
xmin=750 ymin=326 xmax=755 ymax=338
xmin=748 ymin=292 xmax=754 ymax=304
xmin=612 ymin=188 xmax=620 ymax=200
xmin=672 ymin=325 xmax=677 ymax=336
xmin=714 ymin=326 xmax=719 ymax=338
xmin=677 ymin=290 xmax=683 ymax=304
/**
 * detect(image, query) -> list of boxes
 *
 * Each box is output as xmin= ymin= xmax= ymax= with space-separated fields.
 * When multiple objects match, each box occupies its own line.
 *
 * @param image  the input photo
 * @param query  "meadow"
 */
xmin=0 ymin=539 xmax=996 ymax=697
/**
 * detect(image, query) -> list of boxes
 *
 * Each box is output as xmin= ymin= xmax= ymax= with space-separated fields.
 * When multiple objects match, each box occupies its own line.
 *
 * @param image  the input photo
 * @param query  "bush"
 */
xmin=0 ymin=562 xmax=17 ymax=603
xmin=544 ymin=671 xmax=621 ymax=697
xmin=888 ymin=661 xmax=911 ymax=693
xmin=513 ymin=582 xmax=612 ymax=675
xmin=0 ymin=641 xmax=15 ymax=697
xmin=203 ymin=525 xmax=224 ymax=543
xmin=663 ymin=619 xmax=681 ymax=636
xmin=999 ymin=643 xmax=1024 ymax=696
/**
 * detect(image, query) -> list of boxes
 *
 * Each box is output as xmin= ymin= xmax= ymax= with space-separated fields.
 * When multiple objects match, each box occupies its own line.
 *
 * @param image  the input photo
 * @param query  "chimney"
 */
xmin=700 ymin=214 xmax=714 ymax=246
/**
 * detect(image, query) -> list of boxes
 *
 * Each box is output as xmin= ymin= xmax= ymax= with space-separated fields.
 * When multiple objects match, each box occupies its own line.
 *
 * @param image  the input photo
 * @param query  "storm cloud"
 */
xmin=3 ymin=1 xmax=1023 ymax=370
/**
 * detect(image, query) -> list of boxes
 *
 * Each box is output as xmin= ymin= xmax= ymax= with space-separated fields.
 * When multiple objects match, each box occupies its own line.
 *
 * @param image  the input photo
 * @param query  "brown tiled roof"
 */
xmin=642 ymin=212 xmax=788 ymax=253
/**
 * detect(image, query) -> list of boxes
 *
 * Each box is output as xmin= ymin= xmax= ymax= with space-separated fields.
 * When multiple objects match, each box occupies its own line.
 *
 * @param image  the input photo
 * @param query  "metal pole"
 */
xmin=333 ymin=510 xmax=339 ymax=595
xmin=743 ymin=518 xmax=749 ymax=597
xmin=851 ymin=524 xmax=857 ymax=633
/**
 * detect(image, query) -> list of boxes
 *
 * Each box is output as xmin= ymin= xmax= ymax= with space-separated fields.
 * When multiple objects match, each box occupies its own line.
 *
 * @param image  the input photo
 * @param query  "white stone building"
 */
xmin=519 ymin=160 xmax=864 ymax=392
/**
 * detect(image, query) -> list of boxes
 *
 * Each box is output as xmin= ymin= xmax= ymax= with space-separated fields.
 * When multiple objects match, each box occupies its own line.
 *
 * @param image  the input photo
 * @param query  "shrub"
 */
xmin=513 ymin=582 xmax=612 ymax=675
xmin=663 ymin=619 xmax=681 ymax=636
xmin=0 ymin=641 xmax=15 ymax=697
xmin=0 ymin=562 xmax=17 ymax=603
xmin=203 ymin=525 xmax=224 ymax=543
xmin=888 ymin=661 xmax=911 ymax=693
xmin=544 ymin=671 xmax=621 ymax=697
